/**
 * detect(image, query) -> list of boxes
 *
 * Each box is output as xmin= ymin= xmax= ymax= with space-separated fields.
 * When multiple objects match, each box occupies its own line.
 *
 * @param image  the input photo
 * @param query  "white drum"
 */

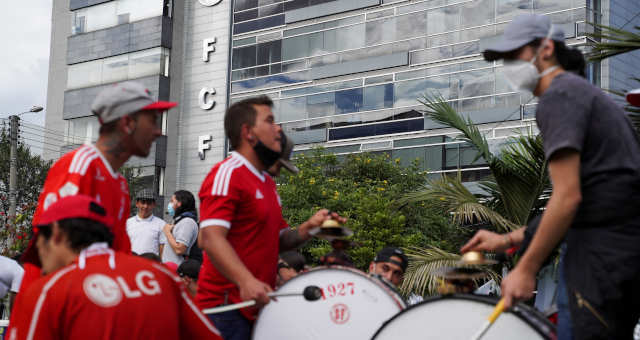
xmin=253 ymin=266 xmax=406 ymax=340
xmin=372 ymin=294 xmax=556 ymax=340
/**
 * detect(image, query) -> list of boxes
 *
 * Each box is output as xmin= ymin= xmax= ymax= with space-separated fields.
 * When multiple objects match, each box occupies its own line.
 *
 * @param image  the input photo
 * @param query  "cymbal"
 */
xmin=456 ymin=251 xmax=497 ymax=266
xmin=431 ymin=266 xmax=490 ymax=280
xmin=310 ymin=219 xmax=353 ymax=241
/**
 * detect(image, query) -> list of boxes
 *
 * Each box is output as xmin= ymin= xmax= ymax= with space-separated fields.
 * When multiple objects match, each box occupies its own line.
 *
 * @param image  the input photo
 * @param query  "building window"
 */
xmin=70 ymin=0 xmax=165 ymax=36
xmin=67 ymin=47 xmax=169 ymax=90
xmin=66 ymin=116 xmax=100 ymax=145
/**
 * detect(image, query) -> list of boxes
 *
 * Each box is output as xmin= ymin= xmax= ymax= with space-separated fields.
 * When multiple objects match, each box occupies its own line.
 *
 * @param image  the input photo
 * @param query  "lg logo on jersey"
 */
xmin=83 ymin=271 xmax=162 ymax=307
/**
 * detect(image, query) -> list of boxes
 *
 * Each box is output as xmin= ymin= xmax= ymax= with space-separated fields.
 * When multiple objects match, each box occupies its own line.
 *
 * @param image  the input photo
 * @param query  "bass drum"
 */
xmin=372 ymin=294 xmax=556 ymax=340
xmin=253 ymin=266 xmax=406 ymax=340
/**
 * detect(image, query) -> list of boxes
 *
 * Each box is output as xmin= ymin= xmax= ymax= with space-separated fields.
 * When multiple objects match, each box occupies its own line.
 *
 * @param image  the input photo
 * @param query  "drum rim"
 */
xmin=253 ymin=265 xmax=407 ymax=337
xmin=371 ymin=293 xmax=556 ymax=340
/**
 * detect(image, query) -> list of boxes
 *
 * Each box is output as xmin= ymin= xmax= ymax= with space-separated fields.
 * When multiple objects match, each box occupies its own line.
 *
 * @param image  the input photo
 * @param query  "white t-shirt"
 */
xmin=0 ymin=255 xmax=24 ymax=298
xmin=126 ymin=214 xmax=166 ymax=256
xmin=160 ymin=216 xmax=198 ymax=265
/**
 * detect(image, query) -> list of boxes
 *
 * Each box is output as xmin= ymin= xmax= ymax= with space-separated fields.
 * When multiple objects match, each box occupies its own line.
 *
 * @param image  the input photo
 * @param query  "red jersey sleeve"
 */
xmin=199 ymin=166 xmax=241 ymax=230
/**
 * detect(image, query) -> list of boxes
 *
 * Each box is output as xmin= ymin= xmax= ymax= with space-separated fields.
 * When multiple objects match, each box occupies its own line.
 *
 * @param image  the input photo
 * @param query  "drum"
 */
xmin=253 ymin=266 xmax=406 ymax=340
xmin=372 ymin=294 xmax=556 ymax=340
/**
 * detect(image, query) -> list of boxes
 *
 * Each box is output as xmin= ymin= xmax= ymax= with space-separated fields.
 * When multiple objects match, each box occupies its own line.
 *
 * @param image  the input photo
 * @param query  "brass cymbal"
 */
xmin=310 ymin=219 xmax=353 ymax=241
xmin=432 ymin=266 xmax=490 ymax=280
xmin=456 ymin=251 xmax=497 ymax=266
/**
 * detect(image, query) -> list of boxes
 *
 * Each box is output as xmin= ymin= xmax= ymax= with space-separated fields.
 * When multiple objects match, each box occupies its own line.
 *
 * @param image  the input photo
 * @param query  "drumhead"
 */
xmin=372 ymin=294 xmax=556 ymax=340
xmin=253 ymin=266 xmax=406 ymax=340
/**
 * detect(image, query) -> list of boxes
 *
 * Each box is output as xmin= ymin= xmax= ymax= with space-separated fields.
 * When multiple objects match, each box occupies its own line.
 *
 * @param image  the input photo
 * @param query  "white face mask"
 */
xmin=502 ymin=25 xmax=558 ymax=94
xmin=503 ymin=57 xmax=558 ymax=94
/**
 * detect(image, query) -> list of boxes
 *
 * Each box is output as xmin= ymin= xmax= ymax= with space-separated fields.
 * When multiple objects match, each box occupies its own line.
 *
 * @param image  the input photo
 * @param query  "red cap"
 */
xmin=626 ymin=88 xmax=640 ymax=107
xmin=22 ymin=195 xmax=114 ymax=266
xmin=141 ymin=101 xmax=178 ymax=111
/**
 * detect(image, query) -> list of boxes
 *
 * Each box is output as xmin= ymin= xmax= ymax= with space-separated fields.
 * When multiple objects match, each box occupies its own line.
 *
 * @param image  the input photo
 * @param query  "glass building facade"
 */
xmin=228 ymin=0 xmax=599 ymax=180
xmin=57 ymin=0 xmax=173 ymax=212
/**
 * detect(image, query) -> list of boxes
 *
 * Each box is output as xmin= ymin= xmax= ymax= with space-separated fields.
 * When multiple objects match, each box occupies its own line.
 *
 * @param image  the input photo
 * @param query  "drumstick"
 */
xmin=202 ymin=285 xmax=322 ymax=315
xmin=469 ymin=298 xmax=506 ymax=340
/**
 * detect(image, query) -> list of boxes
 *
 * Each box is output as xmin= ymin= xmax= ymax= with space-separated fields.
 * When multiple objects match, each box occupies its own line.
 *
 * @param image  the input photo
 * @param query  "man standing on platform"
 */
xmin=126 ymin=189 xmax=165 ymax=256
xmin=196 ymin=96 xmax=344 ymax=340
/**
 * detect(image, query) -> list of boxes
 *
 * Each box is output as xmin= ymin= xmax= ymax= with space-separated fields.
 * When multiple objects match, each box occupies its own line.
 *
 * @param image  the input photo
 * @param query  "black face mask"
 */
xmin=253 ymin=138 xmax=281 ymax=169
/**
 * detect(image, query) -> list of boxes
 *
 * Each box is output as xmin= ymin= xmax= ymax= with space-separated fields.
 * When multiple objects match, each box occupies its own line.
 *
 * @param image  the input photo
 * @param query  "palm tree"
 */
xmin=587 ymin=24 xmax=640 ymax=130
xmin=397 ymin=94 xmax=551 ymax=296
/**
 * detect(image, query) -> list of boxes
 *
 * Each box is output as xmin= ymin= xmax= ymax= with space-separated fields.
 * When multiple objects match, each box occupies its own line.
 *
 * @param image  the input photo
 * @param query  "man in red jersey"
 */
xmin=196 ymin=96 xmax=344 ymax=340
xmin=16 ymin=82 xmax=176 ymax=300
xmin=8 ymin=195 xmax=221 ymax=340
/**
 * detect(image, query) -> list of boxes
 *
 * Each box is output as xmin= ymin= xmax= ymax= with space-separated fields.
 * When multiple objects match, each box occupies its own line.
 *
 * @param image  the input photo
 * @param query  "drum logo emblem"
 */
xmin=330 ymin=303 xmax=350 ymax=324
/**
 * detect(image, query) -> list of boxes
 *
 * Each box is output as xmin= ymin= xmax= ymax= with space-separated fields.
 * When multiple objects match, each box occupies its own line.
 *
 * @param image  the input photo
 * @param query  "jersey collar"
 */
xmin=231 ymin=151 xmax=266 ymax=182
xmin=87 ymin=143 xmax=119 ymax=179
xmin=135 ymin=214 xmax=155 ymax=223
xmin=78 ymin=242 xmax=115 ymax=269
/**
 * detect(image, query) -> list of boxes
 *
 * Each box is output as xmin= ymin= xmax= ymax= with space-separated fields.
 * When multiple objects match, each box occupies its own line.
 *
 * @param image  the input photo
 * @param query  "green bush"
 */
xmin=276 ymin=148 xmax=468 ymax=271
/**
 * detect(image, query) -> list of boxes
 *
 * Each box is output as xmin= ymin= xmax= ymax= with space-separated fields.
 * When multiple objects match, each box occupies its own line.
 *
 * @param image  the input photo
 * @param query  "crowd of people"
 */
xmin=1 ymin=12 xmax=640 ymax=340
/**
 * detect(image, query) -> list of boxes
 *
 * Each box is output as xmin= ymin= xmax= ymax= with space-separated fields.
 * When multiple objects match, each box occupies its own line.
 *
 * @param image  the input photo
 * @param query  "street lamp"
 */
xmin=8 ymin=105 xmax=44 ymax=218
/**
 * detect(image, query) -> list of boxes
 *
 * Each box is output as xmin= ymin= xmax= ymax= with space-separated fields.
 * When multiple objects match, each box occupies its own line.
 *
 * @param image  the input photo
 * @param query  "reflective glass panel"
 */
xmin=307 ymin=92 xmax=335 ymax=118
xmin=396 ymin=11 xmax=427 ymax=41
xmin=427 ymin=5 xmax=460 ymax=35
xmin=363 ymin=84 xmax=394 ymax=111
xmin=335 ymin=88 xmax=363 ymax=114
xmin=394 ymin=78 xmax=426 ymax=107
xmin=71 ymin=0 xmax=164 ymax=35
xmin=278 ymin=96 xmax=307 ymax=122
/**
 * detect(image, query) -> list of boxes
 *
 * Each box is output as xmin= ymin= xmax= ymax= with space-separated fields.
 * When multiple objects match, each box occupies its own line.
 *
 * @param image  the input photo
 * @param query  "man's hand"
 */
xmin=163 ymin=223 xmax=174 ymax=234
xmin=238 ymin=277 xmax=273 ymax=307
xmin=500 ymin=267 xmax=536 ymax=309
xmin=460 ymin=230 xmax=509 ymax=253
xmin=301 ymin=209 xmax=348 ymax=235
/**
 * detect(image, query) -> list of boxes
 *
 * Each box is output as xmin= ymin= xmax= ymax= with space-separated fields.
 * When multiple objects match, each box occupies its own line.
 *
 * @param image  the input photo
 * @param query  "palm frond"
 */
xmin=400 ymin=173 xmax=519 ymax=232
xmin=419 ymin=93 xmax=492 ymax=163
xmin=400 ymin=246 xmax=501 ymax=296
xmin=490 ymin=135 xmax=550 ymax=225
xmin=587 ymin=23 xmax=640 ymax=62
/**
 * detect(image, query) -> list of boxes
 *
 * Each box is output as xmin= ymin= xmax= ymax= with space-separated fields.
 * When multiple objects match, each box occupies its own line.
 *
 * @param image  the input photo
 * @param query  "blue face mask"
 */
xmin=167 ymin=202 xmax=175 ymax=217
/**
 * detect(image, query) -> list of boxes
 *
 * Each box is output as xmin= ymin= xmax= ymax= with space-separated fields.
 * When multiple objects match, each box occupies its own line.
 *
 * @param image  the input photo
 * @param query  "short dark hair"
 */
xmin=224 ymin=96 xmax=273 ymax=149
xmin=177 ymin=259 xmax=201 ymax=280
xmin=279 ymin=250 xmax=305 ymax=272
xmin=38 ymin=218 xmax=114 ymax=252
xmin=173 ymin=190 xmax=196 ymax=218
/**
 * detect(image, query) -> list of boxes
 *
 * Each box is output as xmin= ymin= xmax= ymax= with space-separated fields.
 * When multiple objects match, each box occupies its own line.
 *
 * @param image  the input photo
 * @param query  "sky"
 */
xmin=0 ymin=1 xmax=53 ymax=128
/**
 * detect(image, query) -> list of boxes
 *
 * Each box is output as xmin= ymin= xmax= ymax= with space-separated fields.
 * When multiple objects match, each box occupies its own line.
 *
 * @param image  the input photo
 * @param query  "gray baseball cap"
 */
xmin=91 ymin=82 xmax=177 ymax=124
xmin=481 ymin=14 xmax=565 ymax=61
xmin=136 ymin=188 xmax=155 ymax=201
xmin=279 ymin=132 xmax=299 ymax=174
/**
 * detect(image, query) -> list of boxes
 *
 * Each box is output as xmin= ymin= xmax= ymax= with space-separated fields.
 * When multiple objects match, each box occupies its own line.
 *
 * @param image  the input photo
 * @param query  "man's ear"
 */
xmin=368 ymin=262 xmax=375 ymax=273
xmin=52 ymin=222 xmax=66 ymax=245
xmin=241 ymin=123 xmax=255 ymax=144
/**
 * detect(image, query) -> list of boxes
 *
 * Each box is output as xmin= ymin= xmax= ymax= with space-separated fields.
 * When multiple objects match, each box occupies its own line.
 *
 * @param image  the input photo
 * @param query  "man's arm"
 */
xmin=163 ymin=224 xmax=187 ymax=256
xmin=501 ymin=150 xmax=582 ymax=308
xmin=200 ymin=226 xmax=272 ymax=305
xmin=460 ymin=227 xmax=527 ymax=253
xmin=280 ymin=210 xmax=346 ymax=252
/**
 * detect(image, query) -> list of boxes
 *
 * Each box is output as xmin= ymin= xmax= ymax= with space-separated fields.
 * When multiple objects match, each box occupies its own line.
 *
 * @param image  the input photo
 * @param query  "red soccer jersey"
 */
xmin=8 ymin=244 xmax=221 ymax=340
xmin=32 ymin=144 xmax=131 ymax=250
xmin=196 ymin=152 xmax=288 ymax=319
xmin=15 ymin=144 xmax=132 ymax=319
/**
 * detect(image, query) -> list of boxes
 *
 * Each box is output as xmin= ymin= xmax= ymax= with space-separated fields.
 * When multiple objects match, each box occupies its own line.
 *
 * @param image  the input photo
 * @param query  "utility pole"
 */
xmin=8 ymin=115 xmax=19 ymax=218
